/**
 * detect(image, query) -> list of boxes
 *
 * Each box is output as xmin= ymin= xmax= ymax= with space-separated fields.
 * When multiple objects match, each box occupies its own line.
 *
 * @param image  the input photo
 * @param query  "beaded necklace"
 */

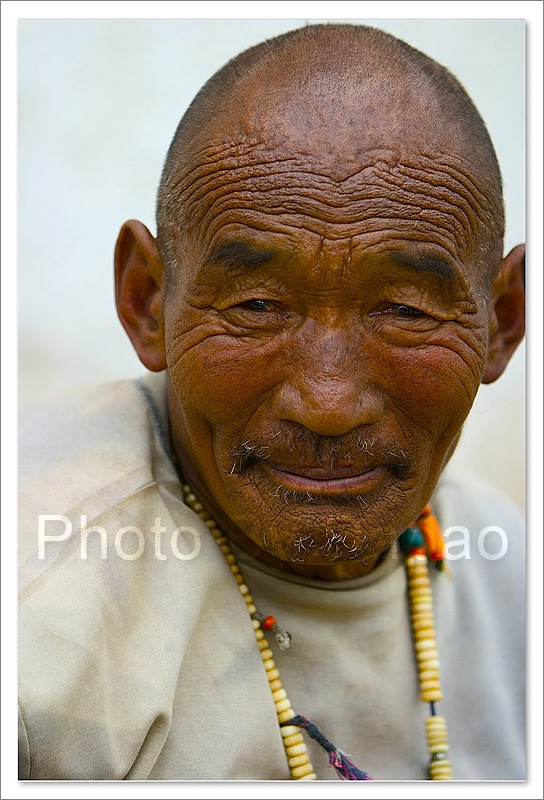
xmin=180 ymin=482 xmax=452 ymax=781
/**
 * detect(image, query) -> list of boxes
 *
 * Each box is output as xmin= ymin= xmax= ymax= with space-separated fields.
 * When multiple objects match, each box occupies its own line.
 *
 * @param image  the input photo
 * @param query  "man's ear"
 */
xmin=115 ymin=219 xmax=167 ymax=372
xmin=482 ymin=243 xmax=525 ymax=384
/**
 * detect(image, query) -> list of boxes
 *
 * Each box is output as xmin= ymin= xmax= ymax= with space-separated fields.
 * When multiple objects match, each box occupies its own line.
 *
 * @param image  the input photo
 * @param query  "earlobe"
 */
xmin=114 ymin=219 xmax=167 ymax=372
xmin=482 ymin=244 xmax=525 ymax=384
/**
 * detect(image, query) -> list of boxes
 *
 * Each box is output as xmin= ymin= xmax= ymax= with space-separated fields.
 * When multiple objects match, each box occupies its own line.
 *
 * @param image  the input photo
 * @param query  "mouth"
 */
xmin=262 ymin=461 xmax=387 ymax=496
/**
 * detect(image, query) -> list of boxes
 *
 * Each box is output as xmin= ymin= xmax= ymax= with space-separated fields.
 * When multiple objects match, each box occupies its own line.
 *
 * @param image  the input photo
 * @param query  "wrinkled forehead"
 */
xmin=175 ymin=131 xmax=493 ymax=269
xmin=163 ymin=72 xmax=502 ymax=279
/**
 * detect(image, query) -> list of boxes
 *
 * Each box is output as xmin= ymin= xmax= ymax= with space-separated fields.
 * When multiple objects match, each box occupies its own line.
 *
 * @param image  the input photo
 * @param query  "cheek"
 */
xmin=169 ymin=335 xmax=282 ymax=424
xmin=381 ymin=345 xmax=482 ymax=430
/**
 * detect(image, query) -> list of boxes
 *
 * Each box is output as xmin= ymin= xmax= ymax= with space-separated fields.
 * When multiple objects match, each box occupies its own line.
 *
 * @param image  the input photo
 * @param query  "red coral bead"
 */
xmin=262 ymin=615 xmax=276 ymax=629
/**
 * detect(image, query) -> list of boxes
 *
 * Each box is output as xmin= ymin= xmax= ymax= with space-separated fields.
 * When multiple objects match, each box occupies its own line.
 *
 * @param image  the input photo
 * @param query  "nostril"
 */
xmin=271 ymin=378 xmax=383 ymax=438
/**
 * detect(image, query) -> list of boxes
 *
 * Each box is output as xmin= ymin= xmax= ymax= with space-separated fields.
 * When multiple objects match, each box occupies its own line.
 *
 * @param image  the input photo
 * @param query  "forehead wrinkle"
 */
xmin=161 ymin=152 xmax=498 ymax=298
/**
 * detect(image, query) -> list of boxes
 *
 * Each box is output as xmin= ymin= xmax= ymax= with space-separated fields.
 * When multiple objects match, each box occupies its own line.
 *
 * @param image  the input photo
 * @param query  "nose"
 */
xmin=271 ymin=322 xmax=384 ymax=437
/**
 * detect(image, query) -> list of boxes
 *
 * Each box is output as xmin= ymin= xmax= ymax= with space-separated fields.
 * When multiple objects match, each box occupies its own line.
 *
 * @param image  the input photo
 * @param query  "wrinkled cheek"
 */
xmin=384 ymin=348 xmax=480 ymax=436
xmin=169 ymin=341 xmax=279 ymax=425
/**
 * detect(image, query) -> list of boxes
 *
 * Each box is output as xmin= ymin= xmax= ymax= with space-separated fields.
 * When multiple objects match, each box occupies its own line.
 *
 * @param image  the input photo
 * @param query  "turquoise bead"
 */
xmin=399 ymin=527 xmax=424 ymax=552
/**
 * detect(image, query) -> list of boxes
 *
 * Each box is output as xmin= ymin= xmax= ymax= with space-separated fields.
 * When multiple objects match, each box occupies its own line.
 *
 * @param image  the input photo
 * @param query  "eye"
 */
xmin=394 ymin=304 xmax=423 ymax=318
xmin=369 ymin=303 xmax=426 ymax=319
xmin=239 ymin=299 xmax=274 ymax=312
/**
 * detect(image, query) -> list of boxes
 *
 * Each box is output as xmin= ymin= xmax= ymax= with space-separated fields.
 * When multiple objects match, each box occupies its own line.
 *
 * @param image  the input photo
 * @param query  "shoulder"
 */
xmin=19 ymin=374 xmax=173 ymax=566
xmin=19 ymin=373 xmax=169 ymax=489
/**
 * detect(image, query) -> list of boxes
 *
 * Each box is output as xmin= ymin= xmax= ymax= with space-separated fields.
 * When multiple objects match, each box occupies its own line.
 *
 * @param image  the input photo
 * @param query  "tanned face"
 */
xmin=159 ymin=67 xmax=503 ymax=580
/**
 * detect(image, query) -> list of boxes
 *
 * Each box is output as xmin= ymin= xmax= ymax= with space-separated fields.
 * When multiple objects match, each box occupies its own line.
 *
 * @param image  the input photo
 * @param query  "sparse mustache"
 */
xmin=229 ymin=430 xmax=410 ymax=478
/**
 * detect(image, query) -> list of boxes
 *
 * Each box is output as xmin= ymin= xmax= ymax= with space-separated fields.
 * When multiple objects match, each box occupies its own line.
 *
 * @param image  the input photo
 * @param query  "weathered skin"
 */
xmin=115 ymin=45 xmax=525 ymax=581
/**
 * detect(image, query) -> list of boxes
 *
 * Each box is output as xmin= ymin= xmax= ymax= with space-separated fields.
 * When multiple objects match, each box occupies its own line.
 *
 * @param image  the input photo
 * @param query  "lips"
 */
xmin=261 ymin=461 xmax=386 ymax=495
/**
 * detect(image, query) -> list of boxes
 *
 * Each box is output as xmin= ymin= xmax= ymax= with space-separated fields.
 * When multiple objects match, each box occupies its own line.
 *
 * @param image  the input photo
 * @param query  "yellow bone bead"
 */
xmin=254 ymin=630 xmax=265 ymax=642
xmin=427 ymin=733 xmax=448 ymax=744
xmin=422 ymin=689 xmax=444 ymax=702
xmin=419 ymin=668 xmax=440 ymax=680
xmin=266 ymin=668 xmax=280 ymax=681
xmin=417 ymin=649 xmax=439 ymax=662
xmin=280 ymin=725 xmax=300 ymax=738
xmin=204 ymin=519 xmax=217 ymax=529
xmin=420 ymin=680 xmax=442 ymax=692
xmin=247 ymin=604 xmax=257 ymax=615
xmin=411 ymin=600 xmax=434 ymax=610
xmin=185 ymin=492 xmax=196 ymax=504
xmin=262 ymin=658 xmax=276 ymax=671
xmin=406 ymin=554 xmax=427 ymax=567
xmin=215 ymin=537 xmax=228 ymax=545
xmin=269 ymin=679 xmax=282 ymax=692
xmin=411 ymin=610 xmax=435 ymax=620
xmin=278 ymin=708 xmax=296 ymax=724
xmin=260 ymin=648 xmax=273 ymax=661
xmin=411 ymin=612 xmax=435 ymax=623
xmin=409 ymin=578 xmax=431 ymax=589
xmin=430 ymin=762 xmax=453 ymax=780
xmin=285 ymin=742 xmax=306 ymax=756
xmin=412 ymin=624 xmax=435 ymax=637
xmin=299 ymin=773 xmax=317 ymax=780
xmin=234 ymin=574 xmax=244 ymax=585
xmin=409 ymin=582 xmax=431 ymax=592
xmin=229 ymin=564 xmax=240 ymax=574
xmin=238 ymin=583 xmax=249 ymax=595
xmin=426 ymin=716 xmax=447 ymax=731
xmin=292 ymin=763 xmax=315 ymax=779
xmin=272 ymin=688 xmax=287 ymax=702
xmin=251 ymin=619 xmax=260 ymax=630
xmin=414 ymin=630 xmax=437 ymax=642
xmin=288 ymin=755 xmax=310 ymax=768
xmin=419 ymin=658 xmax=440 ymax=670
xmin=275 ymin=698 xmax=292 ymax=713
xmin=428 ymin=742 xmax=449 ymax=754
xmin=283 ymin=733 xmax=304 ymax=748
xmin=415 ymin=639 xmax=437 ymax=651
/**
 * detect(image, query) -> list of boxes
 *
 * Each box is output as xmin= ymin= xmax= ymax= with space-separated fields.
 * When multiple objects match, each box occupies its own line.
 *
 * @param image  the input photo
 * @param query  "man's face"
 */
xmin=163 ymin=118 xmax=493 ymax=571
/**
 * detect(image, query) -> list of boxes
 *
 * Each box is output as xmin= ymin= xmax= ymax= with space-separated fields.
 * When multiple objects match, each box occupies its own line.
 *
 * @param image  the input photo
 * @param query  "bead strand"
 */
xmin=405 ymin=540 xmax=452 ymax=780
xmin=405 ymin=552 xmax=443 ymax=703
xmin=181 ymin=485 xmax=316 ymax=781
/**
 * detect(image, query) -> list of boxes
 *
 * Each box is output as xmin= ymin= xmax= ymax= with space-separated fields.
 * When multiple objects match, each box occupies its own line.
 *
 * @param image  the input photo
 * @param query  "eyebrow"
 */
xmin=206 ymin=241 xmax=276 ymax=272
xmin=387 ymin=251 xmax=459 ymax=288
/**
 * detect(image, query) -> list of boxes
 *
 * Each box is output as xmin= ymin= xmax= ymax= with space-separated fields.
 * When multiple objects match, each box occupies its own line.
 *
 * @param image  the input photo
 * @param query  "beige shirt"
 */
xmin=18 ymin=373 xmax=525 ymax=780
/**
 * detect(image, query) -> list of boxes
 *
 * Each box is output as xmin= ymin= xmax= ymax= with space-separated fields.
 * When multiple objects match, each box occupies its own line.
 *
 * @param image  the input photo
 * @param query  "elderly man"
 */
xmin=19 ymin=24 xmax=525 ymax=781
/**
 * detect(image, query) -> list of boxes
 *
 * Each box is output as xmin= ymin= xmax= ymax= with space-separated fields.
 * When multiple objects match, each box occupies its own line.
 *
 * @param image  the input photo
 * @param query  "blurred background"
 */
xmin=18 ymin=17 xmax=525 ymax=510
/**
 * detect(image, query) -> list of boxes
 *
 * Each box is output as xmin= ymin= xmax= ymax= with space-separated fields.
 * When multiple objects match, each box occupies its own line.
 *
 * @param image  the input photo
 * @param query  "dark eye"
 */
xmin=240 ymin=299 xmax=273 ymax=312
xmin=394 ymin=304 xmax=423 ymax=317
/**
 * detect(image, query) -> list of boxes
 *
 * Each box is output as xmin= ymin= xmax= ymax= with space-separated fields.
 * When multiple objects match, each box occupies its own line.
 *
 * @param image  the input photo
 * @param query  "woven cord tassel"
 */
xmin=282 ymin=715 xmax=372 ymax=780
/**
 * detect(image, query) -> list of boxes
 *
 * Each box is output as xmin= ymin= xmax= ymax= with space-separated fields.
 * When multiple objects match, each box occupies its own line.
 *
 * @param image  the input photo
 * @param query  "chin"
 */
xmin=229 ymin=488 xmax=399 ymax=565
